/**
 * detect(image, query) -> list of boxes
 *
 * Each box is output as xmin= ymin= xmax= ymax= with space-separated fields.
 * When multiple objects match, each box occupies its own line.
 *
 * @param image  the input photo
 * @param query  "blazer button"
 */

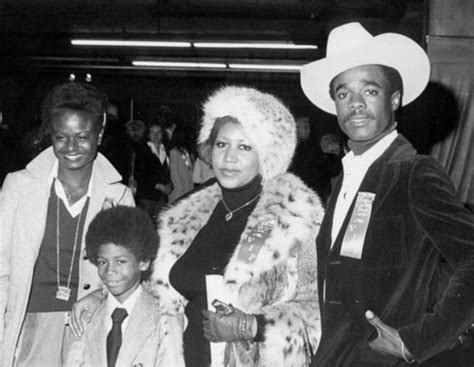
xmin=83 ymin=255 xmax=88 ymax=260
xmin=83 ymin=284 xmax=91 ymax=290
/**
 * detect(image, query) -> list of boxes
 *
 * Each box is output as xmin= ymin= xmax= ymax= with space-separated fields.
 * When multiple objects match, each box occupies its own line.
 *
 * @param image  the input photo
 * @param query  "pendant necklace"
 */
xmin=55 ymin=196 xmax=83 ymax=301
xmin=221 ymin=193 xmax=260 ymax=221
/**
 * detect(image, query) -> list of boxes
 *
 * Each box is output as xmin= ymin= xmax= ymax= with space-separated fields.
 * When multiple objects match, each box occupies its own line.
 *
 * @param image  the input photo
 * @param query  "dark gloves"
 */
xmin=202 ymin=306 xmax=257 ymax=343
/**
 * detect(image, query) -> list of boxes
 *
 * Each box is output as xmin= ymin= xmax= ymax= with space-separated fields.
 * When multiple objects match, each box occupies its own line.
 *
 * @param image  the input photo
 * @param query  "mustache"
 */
xmin=344 ymin=112 xmax=374 ymax=123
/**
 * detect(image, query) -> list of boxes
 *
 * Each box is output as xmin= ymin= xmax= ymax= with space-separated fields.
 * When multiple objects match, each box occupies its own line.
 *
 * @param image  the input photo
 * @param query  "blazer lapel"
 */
xmin=85 ymin=301 xmax=108 ymax=366
xmin=316 ymin=174 xmax=342 ymax=300
xmin=358 ymin=137 xmax=410 ymax=215
xmin=23 ymin=178 xmax=51 ymax=254
xmin=324 ymin=175 xmax=345 ymax=255
xmin=117 ymin=291 xmax=157 ymax=366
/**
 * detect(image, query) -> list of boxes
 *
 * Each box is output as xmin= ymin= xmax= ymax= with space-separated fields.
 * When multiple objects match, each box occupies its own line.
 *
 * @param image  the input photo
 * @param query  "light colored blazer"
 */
xmin=0 ymin=147 xmax=134 ymax=366
xmin=63 ymin=289 xmax=184 ymax=367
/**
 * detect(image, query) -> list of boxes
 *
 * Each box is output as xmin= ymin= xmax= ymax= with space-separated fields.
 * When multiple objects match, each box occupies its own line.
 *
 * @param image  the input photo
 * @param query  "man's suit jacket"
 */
xmin=313 ymin=135 xmax=474 ymax=366
xmin=63 ymin=290 xmax=184 ymax=367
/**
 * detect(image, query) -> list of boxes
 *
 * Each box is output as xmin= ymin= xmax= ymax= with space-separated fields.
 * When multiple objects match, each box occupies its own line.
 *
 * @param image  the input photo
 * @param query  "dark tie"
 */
xmin=107 ymin=307 xmax=128 ymax=367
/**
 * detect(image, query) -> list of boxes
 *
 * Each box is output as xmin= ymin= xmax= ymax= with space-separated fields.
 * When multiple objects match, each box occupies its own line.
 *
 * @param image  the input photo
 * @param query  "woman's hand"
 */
xmin=70 ymin=289 xmax=105 ymax=338
xmin=202 ymin=307 xmax=257 ymax=343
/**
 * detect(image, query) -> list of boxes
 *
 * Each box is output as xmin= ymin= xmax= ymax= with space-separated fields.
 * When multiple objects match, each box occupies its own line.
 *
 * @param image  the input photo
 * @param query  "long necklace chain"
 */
xmin=221 ymin=193 xmax=260 ymax=221
xmin=56 ymin=195 xmax=83 ymax=299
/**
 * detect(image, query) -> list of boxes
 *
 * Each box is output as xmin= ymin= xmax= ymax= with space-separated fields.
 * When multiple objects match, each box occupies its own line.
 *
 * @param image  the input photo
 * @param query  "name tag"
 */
xmin=237 ymin=219 xmax=274 ymax=264
xmin=340 ymin=192 xmax=375 ymax=259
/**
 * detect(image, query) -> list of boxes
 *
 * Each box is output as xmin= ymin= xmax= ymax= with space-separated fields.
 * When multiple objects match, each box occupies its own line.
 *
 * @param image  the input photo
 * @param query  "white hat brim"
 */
xmin=300 ymin=33 xmax=430 ymax=115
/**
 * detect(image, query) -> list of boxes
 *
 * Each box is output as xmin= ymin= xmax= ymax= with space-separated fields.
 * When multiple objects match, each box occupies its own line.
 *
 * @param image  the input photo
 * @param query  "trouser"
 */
xmin=15 ymin=311 xmax=70 ymax=367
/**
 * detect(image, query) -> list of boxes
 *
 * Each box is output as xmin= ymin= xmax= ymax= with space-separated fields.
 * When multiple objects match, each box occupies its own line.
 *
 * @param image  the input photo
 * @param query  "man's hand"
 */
xmin=365 ymin=310 xmax=414 ymax=362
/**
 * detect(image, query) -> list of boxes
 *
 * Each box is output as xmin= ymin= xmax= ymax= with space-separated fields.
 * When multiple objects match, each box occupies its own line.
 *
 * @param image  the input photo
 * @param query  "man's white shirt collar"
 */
xmin=106 ymin=284 xmax=143 ymax=333
xmin=107 ymin=284 xmax=142 ymax=315
xmin=331 ymin=130 xmax=398 ymax=246
xmin=147 ymin=141 xmax=168 ymax=165
xmin=342 ymin=130 xmax=398 ymax=173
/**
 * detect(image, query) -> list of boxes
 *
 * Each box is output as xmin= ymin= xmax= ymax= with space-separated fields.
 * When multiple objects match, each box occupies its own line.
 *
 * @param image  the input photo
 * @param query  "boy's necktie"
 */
xmin=107 ymin=307 xmax=128 ymax=367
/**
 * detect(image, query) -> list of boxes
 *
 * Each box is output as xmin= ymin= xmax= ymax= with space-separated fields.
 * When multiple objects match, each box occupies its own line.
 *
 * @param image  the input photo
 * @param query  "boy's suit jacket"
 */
xmin=63 ymin=289 xmax=184 ymax=367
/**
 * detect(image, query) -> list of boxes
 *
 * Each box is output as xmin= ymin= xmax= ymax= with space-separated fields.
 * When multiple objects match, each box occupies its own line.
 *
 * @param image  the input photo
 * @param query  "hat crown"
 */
xmin=301 ymin=21 xmax=430 ymax=115
xmin=327 ymin=22 xmax=373 ymax=57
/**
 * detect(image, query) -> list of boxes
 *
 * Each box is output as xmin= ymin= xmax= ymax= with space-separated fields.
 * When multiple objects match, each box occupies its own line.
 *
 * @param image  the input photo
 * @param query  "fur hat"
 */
xmin=199 ymin=85 xmax=296 ymax=181
xmin=300 ymin=22 xmax=431 ymax=115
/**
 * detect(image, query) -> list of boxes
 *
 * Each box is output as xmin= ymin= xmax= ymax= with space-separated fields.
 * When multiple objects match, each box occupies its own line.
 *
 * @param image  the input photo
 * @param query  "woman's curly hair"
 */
xmin=85 ymin=206 xmax=158 ymax=281
xmin=40 ymin=82 xmax=108 ymax=136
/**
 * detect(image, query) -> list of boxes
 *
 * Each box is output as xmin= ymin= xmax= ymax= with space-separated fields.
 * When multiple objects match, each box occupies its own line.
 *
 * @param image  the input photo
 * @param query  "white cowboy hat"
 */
xmin=300 ymin=22 xmax=430 ymax=115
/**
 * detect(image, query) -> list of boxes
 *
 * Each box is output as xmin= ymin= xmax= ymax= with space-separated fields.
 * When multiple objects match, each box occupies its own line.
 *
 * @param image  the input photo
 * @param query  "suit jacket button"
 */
xmin=83 ymin=255 xmax=88 ymax=260
xmin=83 ymin=283 xmax=91 ymax=290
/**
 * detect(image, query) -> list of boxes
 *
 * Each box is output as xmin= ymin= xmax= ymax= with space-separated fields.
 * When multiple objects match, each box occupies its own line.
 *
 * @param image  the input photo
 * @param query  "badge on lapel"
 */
xmin=340 ymin=191 xmax=375 ymax=259
xmin=237 ymin=218 xmax=275 ymax=264
xmin=102 ymin=196 xmax=116 ymax=210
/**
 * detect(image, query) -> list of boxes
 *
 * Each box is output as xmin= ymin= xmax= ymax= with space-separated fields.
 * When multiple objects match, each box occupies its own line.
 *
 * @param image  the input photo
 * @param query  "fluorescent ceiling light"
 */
xmin=132 ymin=61 xmax=227 ymax=68
xmin=228 ymin=63 xmax=302 ymax=71
xmin=28 ymin=56 xmax=119 ymax=63
xmin=71 ymin=39 xmax=316 ymax=50
xmin=71 ymin=39 xmax=191 ymax=48
xmin=193 ymin=42 xmax=317 ymax=50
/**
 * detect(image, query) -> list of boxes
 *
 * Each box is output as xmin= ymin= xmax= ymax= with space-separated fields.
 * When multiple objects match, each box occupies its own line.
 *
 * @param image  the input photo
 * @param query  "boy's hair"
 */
xmin=85 ymin=206 xmax=158 ymax=280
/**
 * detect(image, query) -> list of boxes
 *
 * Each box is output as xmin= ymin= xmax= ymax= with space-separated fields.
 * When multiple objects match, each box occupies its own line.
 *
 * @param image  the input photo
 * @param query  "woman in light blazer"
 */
xmin=0 ymin=82 xmax=134 ymax=367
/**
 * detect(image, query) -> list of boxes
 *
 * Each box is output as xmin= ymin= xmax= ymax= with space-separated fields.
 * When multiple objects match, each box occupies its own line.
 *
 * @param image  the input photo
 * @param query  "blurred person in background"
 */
xmin=133 ymin=120 xmax=171 ymax=220
xmin=193 ymin=142 xmax=216 ymax=188
xmin=100 ymin=104 xmax=135 ymax=186
xmin=168 ymin=124 xmax=195 ymax=203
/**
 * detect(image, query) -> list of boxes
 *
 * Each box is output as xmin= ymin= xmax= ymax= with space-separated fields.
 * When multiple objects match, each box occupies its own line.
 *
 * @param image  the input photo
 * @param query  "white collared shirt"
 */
xmin=49 ymin=160 xmax=94 ymax=217
xmin=106 ymin=284 xmax=143 ymax=334
xmin=331 ymin=130 xmax=398 ymax=247
xmin=147 ymin=141 xmax=169 ymax=166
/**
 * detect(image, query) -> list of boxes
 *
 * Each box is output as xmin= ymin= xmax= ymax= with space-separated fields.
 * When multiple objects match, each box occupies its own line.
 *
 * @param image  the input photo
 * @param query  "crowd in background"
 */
xmin=0 ymin=99 xmax=342 ymax=217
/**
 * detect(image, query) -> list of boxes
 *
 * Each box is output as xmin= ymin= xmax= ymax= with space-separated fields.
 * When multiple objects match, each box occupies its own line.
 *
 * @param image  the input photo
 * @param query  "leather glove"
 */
xmin=202 ymin=307 xmax=257 ymax=343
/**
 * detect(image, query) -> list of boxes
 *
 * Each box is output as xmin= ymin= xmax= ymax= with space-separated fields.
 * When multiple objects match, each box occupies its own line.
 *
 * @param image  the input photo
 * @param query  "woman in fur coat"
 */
xmin=71 ymin=85 xmax=324 ymax=367
xmin=147 ymin=86 xmax=324 ymax=366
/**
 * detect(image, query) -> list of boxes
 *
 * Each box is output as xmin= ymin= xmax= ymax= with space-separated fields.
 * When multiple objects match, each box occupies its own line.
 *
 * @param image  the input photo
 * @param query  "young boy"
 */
xmin=63 ymin=206 xmax=184 ymax=367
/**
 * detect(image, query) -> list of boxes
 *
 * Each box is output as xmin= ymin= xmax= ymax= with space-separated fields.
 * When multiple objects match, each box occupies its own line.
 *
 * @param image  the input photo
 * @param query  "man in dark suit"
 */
xmin=301 ymin=22 xmax=474 ymax=366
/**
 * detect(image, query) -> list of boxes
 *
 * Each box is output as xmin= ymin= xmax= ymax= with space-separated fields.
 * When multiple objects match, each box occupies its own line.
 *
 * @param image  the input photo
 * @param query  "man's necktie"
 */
xmin=107 ymin=307 xmax=128 ymax=367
